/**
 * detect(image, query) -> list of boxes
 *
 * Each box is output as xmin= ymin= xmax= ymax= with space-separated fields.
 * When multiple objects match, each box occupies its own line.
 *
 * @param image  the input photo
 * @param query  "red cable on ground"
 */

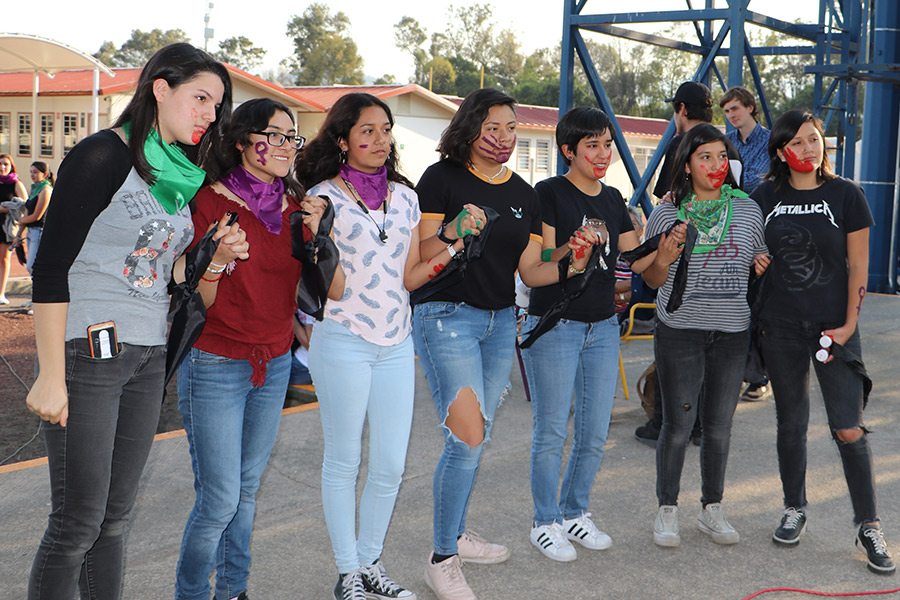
xmin=740 ymin=586 xmax=900 ymax=599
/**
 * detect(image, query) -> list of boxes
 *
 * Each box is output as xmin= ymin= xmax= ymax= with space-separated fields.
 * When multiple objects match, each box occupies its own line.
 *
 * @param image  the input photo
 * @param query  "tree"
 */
xmin=285 ymin=3 xmax=364 ymax=85
xmin=214 ymin=36 xmax=266 ymax=73
xmin=491 ymin=29 xmax=524 ymax=91
xmin=424 ymin=58 xmax=457 ymax=94
xmin=394 ymin=16 xmax=430 ymax=84
xmin=374 ymin=74 xmax=398 ymax=85
xmin=444 ymin=4 xmax=495 ymax=68
xmin=93 ymin=29 xmax=190 ymax=68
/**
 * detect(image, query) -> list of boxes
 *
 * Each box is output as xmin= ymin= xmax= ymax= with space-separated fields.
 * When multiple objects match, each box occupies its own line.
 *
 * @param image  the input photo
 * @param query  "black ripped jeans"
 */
xmin=760 ymin=317 xmax=876 ymax=524
xmin=654 ymin=322 xmax=748 ymax=507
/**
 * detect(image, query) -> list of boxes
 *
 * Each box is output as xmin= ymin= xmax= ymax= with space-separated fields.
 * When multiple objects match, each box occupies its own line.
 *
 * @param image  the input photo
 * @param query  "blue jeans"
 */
xmin=412 ymin=302 xmax=516 ymax=555
xmin=175 ymin=348 xmax=290 ymax=600
xmin=654 ymin=323 xmax=748 ymax=507
xmin=522 ymin=314 xmax=619 ymax=525
xmin=289 ymin=354 xmax=312 ymax=385
xmin=308 ymin=318 xmax=415 ymax=573
xmin=26 ymin=226 xmax=42 ymax=275
xmin=29 ymin=340 xmax=165 ymax=600
xmin=760 ymin=317 xmax=876 ymax=523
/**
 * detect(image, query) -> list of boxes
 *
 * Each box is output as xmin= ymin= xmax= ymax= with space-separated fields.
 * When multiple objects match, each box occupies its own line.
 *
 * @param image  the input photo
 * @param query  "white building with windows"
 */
xmin=0 ymin=69 xmax=668 ymax=200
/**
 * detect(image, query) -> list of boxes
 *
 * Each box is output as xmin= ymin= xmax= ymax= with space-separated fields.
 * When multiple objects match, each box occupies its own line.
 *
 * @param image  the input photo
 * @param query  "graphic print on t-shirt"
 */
xmin=764 ymin=198 xmax=839 ymax=293
xmin=764 ymin=200 xmax=839 ymax=228
xmin=693 ymin=228 xmax=744 ymax=300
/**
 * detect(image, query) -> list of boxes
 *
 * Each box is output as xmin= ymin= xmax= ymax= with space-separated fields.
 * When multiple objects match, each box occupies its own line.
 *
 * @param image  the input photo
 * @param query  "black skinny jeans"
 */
xmin=654 ymin=322 xmax=749 ymax=507
xmin=760 ymin=317 xmax=877 ymax=524
xmin=29 ymin=340 xmax=165 ymax=600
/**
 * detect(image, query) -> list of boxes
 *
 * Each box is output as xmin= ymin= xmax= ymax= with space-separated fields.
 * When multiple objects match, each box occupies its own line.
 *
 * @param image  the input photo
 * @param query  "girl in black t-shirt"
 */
xmin=414 ymin=88 xmax=596 ymax=600
xmin=754 ymin=110 xmax=894 ymax=574
xmin=522 ymin=107 xmax=648 ymax=563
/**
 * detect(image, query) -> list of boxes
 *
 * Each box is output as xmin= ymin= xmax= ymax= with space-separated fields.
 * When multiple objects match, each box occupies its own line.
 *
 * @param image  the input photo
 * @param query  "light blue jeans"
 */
xmin=175 ymin=348 xmax=290 ymax=600
xmin=26 ymin=226 xmax=42 ymax=274
xmin=412 ymin=302 xmax=516 ymax=555
xmin=522 ymin=314 xmax=619 ymax=525
xmin=308 ymin=317 xmax=415 ymax=574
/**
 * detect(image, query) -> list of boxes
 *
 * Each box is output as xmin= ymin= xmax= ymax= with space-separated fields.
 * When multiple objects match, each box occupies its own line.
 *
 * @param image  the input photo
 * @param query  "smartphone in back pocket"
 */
xmin=87 ymin=321 xmax=119 ymax=358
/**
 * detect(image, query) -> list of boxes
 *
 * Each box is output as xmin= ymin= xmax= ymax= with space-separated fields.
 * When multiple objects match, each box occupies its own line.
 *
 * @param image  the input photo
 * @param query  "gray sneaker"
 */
xmin=697 ymin=503 xmax=740 ymax=544
xmin=653 ymin=505 xmax=680 ymax=547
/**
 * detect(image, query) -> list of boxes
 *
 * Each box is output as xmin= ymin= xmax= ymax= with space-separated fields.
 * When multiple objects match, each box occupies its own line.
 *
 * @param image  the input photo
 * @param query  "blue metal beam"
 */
xmin=581 ymin=25 xmax=706 ymax=53
xmin=572 ymin=9 xmax=729 ymax=26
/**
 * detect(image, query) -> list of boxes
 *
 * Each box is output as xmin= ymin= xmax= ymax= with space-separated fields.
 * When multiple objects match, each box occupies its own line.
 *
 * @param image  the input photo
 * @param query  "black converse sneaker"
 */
xmin=334 ymin=569 xmax=367 ymax=600
xmin=773 ymin=507 xmax=807 ymax=546
xmin=362 ymin=561 xmax=417 ymax=599
xmin=856 ymin=522 xmax=896 ymax=575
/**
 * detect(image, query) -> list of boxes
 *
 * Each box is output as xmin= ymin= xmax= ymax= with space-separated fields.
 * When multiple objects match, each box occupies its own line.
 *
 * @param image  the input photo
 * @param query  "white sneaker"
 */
xmin=530 ymin=522 xmax=577 ymax=562
xmin=562 ymin=512 xmax=612 ymax=550
xmin=697 ymin=503 xmax=740 ymax=544
xmin=653 ymin=505 xmax=680 ymax=547
xmin=0 ymin=295 xmax=9 ymax=305
xmin=456 ymin=530 xmax=510 ymax=564
xmin=424 ymin=553 xmax=476 ymax=600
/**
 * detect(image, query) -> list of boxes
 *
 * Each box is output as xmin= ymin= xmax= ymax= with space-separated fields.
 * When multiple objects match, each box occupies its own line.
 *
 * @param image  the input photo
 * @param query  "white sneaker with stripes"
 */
xmin=530 ymin=522 xmax=577 ymax=562
xmin=562 ymin=512 xmax=613 ymax=550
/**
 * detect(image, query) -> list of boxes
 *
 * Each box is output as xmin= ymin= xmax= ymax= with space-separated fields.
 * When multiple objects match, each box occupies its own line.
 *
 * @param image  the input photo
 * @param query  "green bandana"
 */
xmin=123 ymin=122 xmax=205 ymax=215
xmin=29 ymin=179 xmax=50 ymax=200
xmin=677 ymin=184 xmax=748 ymax=253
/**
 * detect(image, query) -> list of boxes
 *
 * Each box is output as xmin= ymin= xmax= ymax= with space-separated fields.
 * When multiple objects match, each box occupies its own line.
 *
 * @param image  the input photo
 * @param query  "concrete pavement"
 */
xmin=2 ymin=294 xmax=900 ymax=599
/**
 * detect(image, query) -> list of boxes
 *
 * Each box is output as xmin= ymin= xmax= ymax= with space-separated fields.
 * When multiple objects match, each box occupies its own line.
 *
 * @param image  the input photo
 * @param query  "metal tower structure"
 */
xmin=559 ymin=0 xmax=900 ymax=291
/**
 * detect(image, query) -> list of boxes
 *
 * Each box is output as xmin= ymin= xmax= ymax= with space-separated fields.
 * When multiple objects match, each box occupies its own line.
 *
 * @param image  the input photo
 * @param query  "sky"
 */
xmin=8 ymin=0 xmax=817 ymax=82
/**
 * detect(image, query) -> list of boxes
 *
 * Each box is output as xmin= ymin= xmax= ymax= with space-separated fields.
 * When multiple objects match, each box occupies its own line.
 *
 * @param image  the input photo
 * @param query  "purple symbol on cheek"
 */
xmin=255 ymin=142 xmax=268 ymax=166
xmin=359 ymin=144 xmax=369 ymax=149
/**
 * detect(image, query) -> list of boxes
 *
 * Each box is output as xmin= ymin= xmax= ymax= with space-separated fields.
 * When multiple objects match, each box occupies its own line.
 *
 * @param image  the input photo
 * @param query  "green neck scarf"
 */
xmin=677 ymin=184 xmax=748 ymax=253
xmin=123 ymin=122 xmax=205 ymax=215
xmin=29 ymin=179 xmax=50 ymax=200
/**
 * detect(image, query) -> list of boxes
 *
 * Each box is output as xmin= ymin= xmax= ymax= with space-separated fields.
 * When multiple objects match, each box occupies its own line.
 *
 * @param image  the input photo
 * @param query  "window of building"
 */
xmin=0 ymin=114 xmax=9 ymax=154
xmin=517 ymin=138 xmax=531 ymax=171
xmin=63 ymin=114 xmax=79 ymax=156
xmin=632 ymin=146 xmax=656 ymax=173
xmin=40 ymin=113 xmax=54 ymax=157
xmin=535 ymin=139 xmax=550 ymax=172
xmin=18 ymin=114 xmax=31 ymax=156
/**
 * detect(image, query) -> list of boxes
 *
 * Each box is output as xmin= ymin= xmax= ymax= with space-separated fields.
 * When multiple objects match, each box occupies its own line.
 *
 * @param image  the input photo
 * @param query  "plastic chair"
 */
xmin=618 ymin=302 xmax=656 ymax=400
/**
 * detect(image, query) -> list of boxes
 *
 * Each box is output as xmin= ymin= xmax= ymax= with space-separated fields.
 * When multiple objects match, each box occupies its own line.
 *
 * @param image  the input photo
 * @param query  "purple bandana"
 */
xmin=0 ymin=172 xmax=19 ymax=186
xmin=220 ymin=166 xmax=285 ymax=235
xmin=340 ymin=164 xmax=388 ymax=210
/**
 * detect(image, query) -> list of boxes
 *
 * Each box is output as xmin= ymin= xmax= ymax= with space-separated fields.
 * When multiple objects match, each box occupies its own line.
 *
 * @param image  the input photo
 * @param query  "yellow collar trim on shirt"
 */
xmin=467 ymin=165 xmax=513 ymax=185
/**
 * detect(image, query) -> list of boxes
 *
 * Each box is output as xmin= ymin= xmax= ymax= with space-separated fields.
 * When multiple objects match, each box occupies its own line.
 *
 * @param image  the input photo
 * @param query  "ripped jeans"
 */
xmin=412 ymin=302 xmax=516 ymax=555
xmin=760 ymin=317 xmax=877 ymax=523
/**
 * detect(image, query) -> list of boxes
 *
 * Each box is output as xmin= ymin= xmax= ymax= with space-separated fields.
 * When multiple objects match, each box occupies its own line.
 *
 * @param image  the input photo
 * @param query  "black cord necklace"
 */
xmin=342 ymin=177 xmax=390 ymax=243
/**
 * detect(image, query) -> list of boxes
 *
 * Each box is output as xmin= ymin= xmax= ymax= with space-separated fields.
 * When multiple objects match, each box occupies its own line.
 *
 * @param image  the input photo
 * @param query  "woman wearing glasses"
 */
xmin=175 ymin=98 xmax=326 ymax=600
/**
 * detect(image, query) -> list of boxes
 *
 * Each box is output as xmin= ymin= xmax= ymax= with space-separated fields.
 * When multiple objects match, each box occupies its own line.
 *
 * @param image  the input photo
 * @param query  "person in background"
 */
xmin=16 ymin=162 xmax=54 ymax=276
xmin=289 ymin=309 xmax=314 ymax=387
xmin=719 ymin=85 xmax=773 ymax=402
xmin=0 ymin=153 xmax=28 ymax=304
xmin=637 ymin=80 xmax=714 ymax=447
xmin=25 ymin=43 xmax=238 ymax=600
xmin=754 ymin=109 xmax=894 ymax=575
xmin=614 ymin=206 xmax=644 ymax=318
xmin=720 ymin=86 xmax=770 ymax=195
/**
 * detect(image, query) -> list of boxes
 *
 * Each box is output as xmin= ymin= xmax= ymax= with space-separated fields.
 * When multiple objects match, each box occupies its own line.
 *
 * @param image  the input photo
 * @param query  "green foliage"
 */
xmin=214 ymin=36 xmax=267 ymax=74
xmin=423 ymin=58 xmax=457 ymax=94
xmin=285 ymin=3 xmax=364 ymax=86
xmin=93 ymin=29 xmax=190 ymax=68
xmin=374 ymin=74 xmax=399 ymax=85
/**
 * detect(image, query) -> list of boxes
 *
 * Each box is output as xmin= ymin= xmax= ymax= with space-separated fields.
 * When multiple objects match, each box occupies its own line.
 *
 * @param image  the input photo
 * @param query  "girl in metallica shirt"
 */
xmin=175 ymin=98 xmax=326 ymax=600
xmin=753 ymin=110 xmax=894 ymax=574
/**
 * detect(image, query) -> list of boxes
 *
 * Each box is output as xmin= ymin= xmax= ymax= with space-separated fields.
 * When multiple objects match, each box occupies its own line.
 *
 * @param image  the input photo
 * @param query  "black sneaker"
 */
xmin=362 ymin=561 xmax=417 ymax=599
xmin=773 ymin=507 xmax=807 ymax=546
xmin=741 ymin=383 xmax=772 ymax=402
xmin=856 ymin=522 xmax=896 ymax=575
xmin=334 ymin=569 xmax=367 ymax=600
xmin=635 ymin=420 xmax=660 ymax=448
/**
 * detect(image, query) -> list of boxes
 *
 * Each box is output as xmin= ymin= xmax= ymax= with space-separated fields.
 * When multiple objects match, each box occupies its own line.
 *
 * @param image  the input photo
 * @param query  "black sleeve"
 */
xmin=534 ymin=179 xmax=557 ymax=229
xmin=32 ymin=130 xmax=132 ymax=303
xmin=653 ymin=140 xmax=680 ymax=198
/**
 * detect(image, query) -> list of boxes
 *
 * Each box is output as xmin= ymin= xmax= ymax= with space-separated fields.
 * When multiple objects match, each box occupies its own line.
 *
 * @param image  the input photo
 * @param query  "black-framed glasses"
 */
xmin=251 ymin=131 xmax=306 ymax=150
